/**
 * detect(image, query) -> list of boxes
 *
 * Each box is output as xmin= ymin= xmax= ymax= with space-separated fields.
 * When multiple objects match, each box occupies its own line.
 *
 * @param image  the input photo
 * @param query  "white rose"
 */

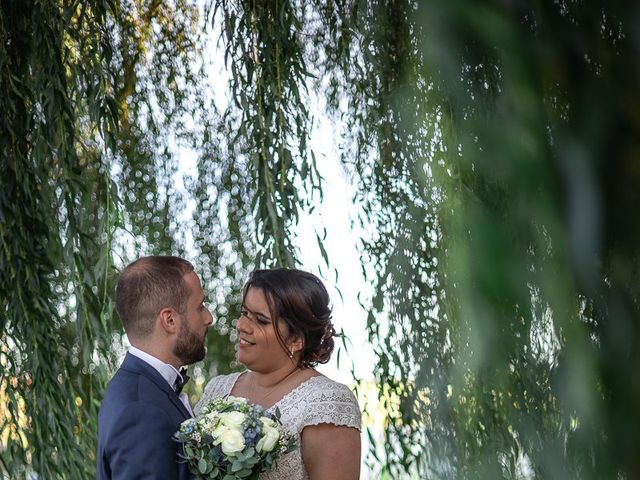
xmin=256 ymin=421 xmax=280 ymax=453
xmin=218 ymin=411 xmax=246 ymax=428
xmin=214 ymin=426 xmax=245 ymax=455
xmin=261 ymin=417 xmax=277 ymax=429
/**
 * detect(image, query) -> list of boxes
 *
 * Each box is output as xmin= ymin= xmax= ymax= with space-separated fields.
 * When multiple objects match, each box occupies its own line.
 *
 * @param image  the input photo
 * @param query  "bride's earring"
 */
xmin=289 ymin=349 xmax=294 ymax=359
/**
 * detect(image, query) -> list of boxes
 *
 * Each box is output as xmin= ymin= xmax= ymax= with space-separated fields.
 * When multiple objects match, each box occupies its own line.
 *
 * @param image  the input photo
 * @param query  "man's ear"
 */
xmin=158 ymin=307 xmax=178 ymax=334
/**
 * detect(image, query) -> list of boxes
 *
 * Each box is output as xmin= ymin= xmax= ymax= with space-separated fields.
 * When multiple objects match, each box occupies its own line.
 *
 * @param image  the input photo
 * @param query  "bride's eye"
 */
xmin=240 ymin=308 xmax=249 ymax=317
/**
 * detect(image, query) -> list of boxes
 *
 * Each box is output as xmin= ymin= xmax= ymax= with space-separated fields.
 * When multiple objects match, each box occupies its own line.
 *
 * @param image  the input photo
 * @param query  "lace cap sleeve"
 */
xmin=299 ymin=378 xmax=361 ymax=432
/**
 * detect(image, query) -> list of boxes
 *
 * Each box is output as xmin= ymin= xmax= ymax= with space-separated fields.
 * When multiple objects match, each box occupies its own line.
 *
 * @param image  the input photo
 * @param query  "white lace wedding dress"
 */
xmin=195 ymin=372 xmax=361 ymax=480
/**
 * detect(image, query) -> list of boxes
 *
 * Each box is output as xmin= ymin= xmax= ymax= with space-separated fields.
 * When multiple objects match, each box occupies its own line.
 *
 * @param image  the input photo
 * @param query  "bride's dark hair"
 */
xmin=243 ymin=268 xmax=336 ymax=367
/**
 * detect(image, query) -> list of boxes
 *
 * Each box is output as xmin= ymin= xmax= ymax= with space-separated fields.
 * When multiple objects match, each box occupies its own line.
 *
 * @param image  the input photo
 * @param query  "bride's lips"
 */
xmin=238 ymin=337 xmax=255 ymax=347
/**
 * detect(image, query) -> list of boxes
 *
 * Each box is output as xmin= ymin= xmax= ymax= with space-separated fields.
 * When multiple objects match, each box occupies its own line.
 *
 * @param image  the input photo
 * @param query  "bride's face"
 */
xmin=236 ymin=287 xmax=294 ymax=372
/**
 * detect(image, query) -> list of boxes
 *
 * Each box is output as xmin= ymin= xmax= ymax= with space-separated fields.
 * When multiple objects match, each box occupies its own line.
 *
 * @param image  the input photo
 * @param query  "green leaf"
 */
xmin=198 ymin=458 xmax=208 ymax=475
xmin=243 ymin=447 xmax=255 ymax=457
xmin=231 ymin=459 xmax=244 ymax=472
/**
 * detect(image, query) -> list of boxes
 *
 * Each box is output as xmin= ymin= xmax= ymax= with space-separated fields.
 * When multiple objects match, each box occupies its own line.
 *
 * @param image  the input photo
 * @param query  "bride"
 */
xmin=195 ymin=268 xmax=361 ymax=479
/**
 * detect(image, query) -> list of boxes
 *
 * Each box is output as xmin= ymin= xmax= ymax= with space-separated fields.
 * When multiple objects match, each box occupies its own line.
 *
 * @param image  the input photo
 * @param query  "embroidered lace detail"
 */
xmin=196 ymin=372 xmax=361 ymax=480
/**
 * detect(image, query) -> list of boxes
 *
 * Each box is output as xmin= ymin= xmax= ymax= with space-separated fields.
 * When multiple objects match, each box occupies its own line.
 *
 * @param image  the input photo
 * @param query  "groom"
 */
xmin=97 ymin=256 xmax=213 ymax=479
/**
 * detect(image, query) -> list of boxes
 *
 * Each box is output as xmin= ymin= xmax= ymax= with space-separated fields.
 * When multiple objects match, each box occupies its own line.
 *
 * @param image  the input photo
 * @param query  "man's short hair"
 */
xmin=115 ymin=256 xmax=194 ymax=339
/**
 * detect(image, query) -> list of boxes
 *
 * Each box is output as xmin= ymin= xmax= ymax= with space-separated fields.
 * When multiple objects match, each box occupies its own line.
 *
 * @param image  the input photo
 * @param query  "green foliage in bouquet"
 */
xmin=174 ymin=396 xmax=296 ymax=480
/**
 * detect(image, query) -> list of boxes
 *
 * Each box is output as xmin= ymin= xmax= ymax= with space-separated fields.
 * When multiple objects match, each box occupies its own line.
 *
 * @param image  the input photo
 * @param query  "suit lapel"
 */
xmin=120 ymin=353 xmax=192 ymax=419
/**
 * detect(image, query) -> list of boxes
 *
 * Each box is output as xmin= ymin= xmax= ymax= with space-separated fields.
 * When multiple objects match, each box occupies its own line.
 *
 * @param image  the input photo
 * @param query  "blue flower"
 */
xmin=244 ymin=427 xmax=259 ymax=447
xmin=181 ymin=419 xmax=197 ymax=435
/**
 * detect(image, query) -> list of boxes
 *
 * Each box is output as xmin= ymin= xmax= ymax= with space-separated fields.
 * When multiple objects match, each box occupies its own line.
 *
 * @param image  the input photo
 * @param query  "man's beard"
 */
xmin=174 ymin=321 xmax=206 ymax=365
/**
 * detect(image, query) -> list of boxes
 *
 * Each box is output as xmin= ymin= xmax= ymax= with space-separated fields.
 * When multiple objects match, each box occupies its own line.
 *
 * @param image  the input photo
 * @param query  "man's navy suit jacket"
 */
xmin=97 ymin=353 xmax=192 ymax=479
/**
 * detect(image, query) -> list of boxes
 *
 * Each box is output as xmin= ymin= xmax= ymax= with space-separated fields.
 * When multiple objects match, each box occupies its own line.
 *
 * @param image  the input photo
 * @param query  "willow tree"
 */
xmin=208 ymin=0 xmax=640 ymax=478
xmin=4 ymin=0 xmax=640 ymax=478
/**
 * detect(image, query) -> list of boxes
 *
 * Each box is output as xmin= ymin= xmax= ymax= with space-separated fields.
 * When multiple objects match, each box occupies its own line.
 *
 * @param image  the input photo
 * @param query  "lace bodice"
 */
xmin=195 ymin=372 xmax=361 ymax=480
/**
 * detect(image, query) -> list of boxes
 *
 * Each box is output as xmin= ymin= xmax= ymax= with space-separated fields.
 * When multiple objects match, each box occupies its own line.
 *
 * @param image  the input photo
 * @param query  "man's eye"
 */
xmin=240 ymin=309 xmax=249 ymax=317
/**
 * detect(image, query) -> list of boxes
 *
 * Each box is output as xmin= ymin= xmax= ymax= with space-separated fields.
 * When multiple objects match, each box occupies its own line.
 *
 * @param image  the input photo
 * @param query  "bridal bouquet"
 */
xmin=174 ymin=395 xmax=296 ymax=479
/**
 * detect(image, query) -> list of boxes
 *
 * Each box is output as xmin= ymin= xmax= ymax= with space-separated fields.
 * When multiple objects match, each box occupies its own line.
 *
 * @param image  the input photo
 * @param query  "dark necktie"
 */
xmin=174 ymin=367 xmax=190 ymax=394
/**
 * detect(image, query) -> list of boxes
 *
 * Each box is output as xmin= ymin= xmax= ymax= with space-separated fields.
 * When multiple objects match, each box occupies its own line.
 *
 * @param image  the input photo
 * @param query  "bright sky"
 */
xmin=293 ymin=104 xmax=375 ymax=385
xmin=291 ymin=113 xmax=384 ymax=479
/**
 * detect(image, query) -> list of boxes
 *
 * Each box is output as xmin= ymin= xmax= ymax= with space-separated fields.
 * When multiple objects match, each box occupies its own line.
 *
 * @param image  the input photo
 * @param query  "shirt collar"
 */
xmin=128 ymin=346 xmax=185 ymax=390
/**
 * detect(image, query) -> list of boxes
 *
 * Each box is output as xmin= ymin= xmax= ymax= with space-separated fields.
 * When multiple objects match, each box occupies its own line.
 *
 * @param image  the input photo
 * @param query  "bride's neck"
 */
xmin=250 ymin=364 xmax=302 ymax=389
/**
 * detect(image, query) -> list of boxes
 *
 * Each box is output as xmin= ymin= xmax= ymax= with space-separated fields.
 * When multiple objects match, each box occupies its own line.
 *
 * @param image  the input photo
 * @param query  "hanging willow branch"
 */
xmin=211 ymin=0 xmax=322 ymax=268
xmin=0 ymin=1 xmax=118 ymax=477
xmin=316 ymin=1 xmax=640 ymax=478
xmin=0 ymin=0 xmax=242 ymax=475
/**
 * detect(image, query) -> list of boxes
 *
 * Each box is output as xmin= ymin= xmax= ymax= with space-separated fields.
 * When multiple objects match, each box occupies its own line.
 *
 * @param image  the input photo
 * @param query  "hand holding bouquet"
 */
xmin=174 ymin=395 xmax=296 ymax=479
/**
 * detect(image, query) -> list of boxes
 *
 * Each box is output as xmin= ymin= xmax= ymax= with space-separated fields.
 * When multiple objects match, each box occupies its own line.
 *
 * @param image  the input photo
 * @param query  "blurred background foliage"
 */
xmin=1 ymin=0 xmax=639 ymax=478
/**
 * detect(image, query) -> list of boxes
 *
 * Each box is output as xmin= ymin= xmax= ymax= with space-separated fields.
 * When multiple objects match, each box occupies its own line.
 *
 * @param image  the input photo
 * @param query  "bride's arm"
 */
xmin=301 ymin=423 xmax=361 ymax=480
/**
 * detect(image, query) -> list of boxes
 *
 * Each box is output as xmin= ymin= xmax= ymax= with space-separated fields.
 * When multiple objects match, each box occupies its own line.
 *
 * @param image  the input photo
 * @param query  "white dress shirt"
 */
xmin=128 ymin=346 xmax=193 ymax=416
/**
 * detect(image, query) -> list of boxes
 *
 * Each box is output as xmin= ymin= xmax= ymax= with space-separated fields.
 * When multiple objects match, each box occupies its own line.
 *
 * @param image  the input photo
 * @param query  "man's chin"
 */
xmin=176 ymin=348 xmax=206 ymax=366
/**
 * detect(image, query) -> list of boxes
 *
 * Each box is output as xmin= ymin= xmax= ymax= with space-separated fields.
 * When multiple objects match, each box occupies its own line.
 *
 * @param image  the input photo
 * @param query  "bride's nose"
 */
xmin=236 ymin=314 xmax=252 ymax=333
